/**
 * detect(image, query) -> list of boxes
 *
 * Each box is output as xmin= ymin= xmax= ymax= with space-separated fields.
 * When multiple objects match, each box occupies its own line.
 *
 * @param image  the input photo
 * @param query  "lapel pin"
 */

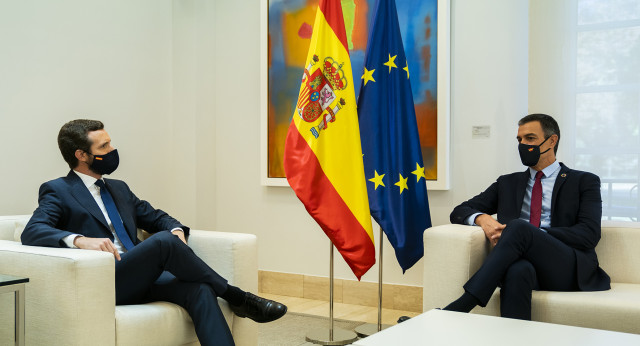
xmin=561 ymin=173 xmax=567 ymax=178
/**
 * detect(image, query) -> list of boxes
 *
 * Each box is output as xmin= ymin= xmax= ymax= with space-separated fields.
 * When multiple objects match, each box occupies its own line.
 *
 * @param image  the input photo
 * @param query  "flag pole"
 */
xmin=305 ymin=241 xmax=358 ymax=345
xmin=377 ymin=227 xmax=384 ymax=330
xmin=355 ymin=226 xmax=391 ymax=337
xmin=330 ymin=241 xmax=334 ymax=339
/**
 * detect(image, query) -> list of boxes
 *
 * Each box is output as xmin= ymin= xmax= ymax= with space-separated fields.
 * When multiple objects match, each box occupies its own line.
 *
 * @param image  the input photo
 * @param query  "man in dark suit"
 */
xmin=21 ymin=119 xmax=287 ymax=346
xmin=444 ymin=113 xmax=610 ymax=320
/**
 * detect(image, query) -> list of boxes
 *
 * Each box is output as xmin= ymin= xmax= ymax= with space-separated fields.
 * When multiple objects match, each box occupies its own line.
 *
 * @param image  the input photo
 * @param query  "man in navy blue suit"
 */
xmin=21 ymin=119 xmax=287 ymax=346
xmin=443 ymin=113 xmax=610 ymax=320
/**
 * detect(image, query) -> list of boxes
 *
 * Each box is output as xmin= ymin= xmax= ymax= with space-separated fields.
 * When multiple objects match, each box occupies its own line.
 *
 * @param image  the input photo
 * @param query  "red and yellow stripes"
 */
xmin=284 ymin=0 xmax=374 ymax=279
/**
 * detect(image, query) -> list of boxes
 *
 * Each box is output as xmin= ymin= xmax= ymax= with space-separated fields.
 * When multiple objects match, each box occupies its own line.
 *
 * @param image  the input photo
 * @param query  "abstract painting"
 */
xmin=262 ymin=0 xmax=449 ymax=188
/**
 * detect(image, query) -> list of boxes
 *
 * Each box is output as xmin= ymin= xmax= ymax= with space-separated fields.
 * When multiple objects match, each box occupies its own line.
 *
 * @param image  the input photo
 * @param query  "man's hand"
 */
xmin=475 ymin=214 xmax=506 ymax=247
xmin=171 ymin=230 xmax=187 ymax=244
xmin=74 ymin=236 xmax=121 ymax=261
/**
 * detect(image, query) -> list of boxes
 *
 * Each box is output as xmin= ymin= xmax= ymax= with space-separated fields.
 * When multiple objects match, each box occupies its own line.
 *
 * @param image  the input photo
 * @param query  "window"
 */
xmin=573 ymin=0 xmax=640 ymax=221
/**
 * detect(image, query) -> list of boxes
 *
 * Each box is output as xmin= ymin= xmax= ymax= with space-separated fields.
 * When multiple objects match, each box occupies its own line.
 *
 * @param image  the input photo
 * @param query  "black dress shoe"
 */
xmin=230 ymin=293 xmax=287 ymax=323
xmin=397 ymin=316 xmax=411 ymax=323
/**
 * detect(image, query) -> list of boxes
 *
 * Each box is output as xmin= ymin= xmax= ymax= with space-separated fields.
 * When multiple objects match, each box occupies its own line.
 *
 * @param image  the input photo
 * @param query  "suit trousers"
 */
xmin=464 ymin=219 xmax=578 ymax=320
xmin=115 ymin=231 xmax=234 ymax=346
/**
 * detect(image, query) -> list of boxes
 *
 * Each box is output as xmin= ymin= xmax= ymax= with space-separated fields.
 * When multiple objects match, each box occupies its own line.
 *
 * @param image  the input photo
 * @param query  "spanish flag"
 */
xmin=284 ymin=0 xmax=375 ymax=279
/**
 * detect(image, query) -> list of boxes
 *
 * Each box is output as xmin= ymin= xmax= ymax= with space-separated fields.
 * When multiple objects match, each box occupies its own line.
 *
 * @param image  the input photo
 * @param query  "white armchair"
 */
xmin=0 ymin=215 xmax=258 ymax=346
xmin=423 ymin=223 xmax=640 ymax=334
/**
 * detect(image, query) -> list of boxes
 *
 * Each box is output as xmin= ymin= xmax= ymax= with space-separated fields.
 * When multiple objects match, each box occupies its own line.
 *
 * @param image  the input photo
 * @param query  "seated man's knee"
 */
xmin=147 ymin=230 xmax=182 ymax=246
xmin=502 ymin=219 xmax=535 ymax=240
xmin=505 ymin=219 xmax=531 ymax=230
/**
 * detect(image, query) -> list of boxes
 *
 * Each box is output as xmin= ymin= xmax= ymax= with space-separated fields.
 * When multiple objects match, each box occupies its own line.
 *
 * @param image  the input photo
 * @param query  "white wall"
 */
xmin=0 ymin=0 xmax=202 ymax=226
xmin=0 ymin=0 xmax=529 ymax=287
xmin=0 ymin=0 xmax=196 ymax=223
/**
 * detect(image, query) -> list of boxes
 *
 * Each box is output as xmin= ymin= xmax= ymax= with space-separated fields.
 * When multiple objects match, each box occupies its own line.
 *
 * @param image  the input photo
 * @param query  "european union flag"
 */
xmin=357 ymin=0 xmax=432 ymax=272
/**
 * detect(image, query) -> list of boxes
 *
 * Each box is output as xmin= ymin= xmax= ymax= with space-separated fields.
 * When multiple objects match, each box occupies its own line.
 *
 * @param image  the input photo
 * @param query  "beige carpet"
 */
xmin=258 ymin=312 xmax=367 ymax=346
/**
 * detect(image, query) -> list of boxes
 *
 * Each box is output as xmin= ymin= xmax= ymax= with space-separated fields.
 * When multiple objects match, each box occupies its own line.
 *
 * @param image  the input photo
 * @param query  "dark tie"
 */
xmin=95 ymin=179 xmax=136 ymax=250
xmin=529 ymin=171 xmax=544 ymax=227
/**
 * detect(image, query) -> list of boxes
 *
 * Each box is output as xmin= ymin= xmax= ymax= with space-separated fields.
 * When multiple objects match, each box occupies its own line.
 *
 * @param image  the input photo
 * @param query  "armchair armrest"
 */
xmin=423 ymin=225 xmax=490 ymax=311
xmin=188 ymin=230 xmax=257 ymax=292
xmin=0 ymin=240 xmax=115 ymax=346
xmin=187 ymin=230 xmax=258 ymax=346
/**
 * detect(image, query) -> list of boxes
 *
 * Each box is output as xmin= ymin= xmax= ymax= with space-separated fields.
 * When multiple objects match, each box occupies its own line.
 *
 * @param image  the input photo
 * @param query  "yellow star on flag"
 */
xmin=361 ymin=67 xmax=376 ymax=86
xmin=412 ymin=163 xmax=426 ymax=182
xmin=403 ymin=60 xmax=410 ymax=79
xmin=368 ymin=170 xmax=386 ymax=190
xmin=395 ymin=173 xmax=408 ymax=194
xmin=383 ymin=54 xmax=397 ymax=73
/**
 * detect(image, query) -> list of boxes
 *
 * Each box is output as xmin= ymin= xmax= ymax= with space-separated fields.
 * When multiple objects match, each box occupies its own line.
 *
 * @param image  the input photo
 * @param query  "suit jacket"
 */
xmin=450 ymin=163 xmax=610 ymax=291
xmin=22 ymin=171 xmax=189 ymax=248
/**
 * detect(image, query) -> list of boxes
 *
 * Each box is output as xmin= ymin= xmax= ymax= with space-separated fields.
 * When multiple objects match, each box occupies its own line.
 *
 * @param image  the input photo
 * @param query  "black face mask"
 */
xmin=518 ymin=137 xmax=551 ymax=167
xmin=89 ymin=149 xmax=119 ymax=175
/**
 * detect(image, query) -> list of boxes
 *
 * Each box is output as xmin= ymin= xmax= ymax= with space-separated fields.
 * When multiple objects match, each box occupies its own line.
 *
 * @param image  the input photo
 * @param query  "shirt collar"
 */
xmin=73 ymin=170 xmax=101 ymax=189
xmin=529 ymin=160 xmax=560 ymax=179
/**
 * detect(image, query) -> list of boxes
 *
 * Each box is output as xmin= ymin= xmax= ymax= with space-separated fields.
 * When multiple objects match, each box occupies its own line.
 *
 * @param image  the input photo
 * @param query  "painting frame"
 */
xmin=260 ymin=0 xmax=450 ymax=190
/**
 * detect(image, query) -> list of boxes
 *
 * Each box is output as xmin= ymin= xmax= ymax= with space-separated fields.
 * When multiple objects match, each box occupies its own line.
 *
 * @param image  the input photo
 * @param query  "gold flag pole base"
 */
xmin=305 ymin=328 xmax=359 ymax=345
xmin=306 ymin=241 xmax=358 ymax=345
xmin=354 ymin=226 xmax=391 ymax=338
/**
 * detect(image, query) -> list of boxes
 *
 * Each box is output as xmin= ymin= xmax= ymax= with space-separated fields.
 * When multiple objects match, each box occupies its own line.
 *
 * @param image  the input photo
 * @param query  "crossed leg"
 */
xmin=114 ymin=231 xmax=233 ymax=345
xmin=447 ymin=219 xmax=578 ymax=319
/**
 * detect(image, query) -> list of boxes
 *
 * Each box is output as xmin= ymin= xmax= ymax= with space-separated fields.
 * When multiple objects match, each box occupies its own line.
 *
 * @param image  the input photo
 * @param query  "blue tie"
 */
xmin=95 ymin=179 xmax=136 ymax=250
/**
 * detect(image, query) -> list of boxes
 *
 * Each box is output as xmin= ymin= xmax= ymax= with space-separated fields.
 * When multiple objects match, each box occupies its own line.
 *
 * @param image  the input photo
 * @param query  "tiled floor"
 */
xmin=261 ymin=293 xmax=421 ymax=326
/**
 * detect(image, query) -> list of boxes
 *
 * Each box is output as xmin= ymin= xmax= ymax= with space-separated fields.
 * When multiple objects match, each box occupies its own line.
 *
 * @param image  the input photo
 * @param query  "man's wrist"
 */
xmin=472 ymin=213 xmax=488 ymax=226
xmin=466 ymin=213 xmax=483 ymax=226
xmin=63 ymin=234 xmax=83 ymax=248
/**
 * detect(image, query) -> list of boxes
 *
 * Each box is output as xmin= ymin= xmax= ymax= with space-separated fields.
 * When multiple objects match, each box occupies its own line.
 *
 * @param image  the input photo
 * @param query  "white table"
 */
xmin=352 ymin=309 xmax=640 ymax=346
